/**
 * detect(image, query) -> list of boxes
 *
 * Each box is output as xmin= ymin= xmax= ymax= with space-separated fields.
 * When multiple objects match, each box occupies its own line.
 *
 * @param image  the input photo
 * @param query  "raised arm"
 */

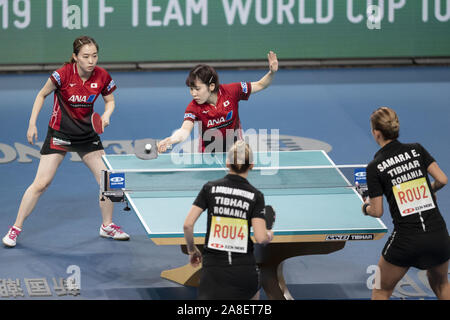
xmin=250 ymin=51 xmax=278 ymax=94
xmin=27 ymin=79 xmax=57 ymax=145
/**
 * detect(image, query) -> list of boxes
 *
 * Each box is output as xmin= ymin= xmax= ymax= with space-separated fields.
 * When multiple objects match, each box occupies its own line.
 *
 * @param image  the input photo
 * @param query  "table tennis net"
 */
xmin=110 ymin=165 xmax=367 ymax=195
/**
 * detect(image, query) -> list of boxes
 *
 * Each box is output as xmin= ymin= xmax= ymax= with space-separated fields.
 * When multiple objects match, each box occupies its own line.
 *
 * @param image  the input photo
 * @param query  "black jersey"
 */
xmin=366 ymin=140 xmax=447 ymax=233
xmin=193 ymin=174 xmax=266 ymax=266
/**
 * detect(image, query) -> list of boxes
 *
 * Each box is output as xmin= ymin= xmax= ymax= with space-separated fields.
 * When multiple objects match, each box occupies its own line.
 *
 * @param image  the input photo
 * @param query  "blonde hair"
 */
xmin=227 ymin=141 xmax=253 ymax=174
xmin=370 ymin=106 xmax=400 ymax=140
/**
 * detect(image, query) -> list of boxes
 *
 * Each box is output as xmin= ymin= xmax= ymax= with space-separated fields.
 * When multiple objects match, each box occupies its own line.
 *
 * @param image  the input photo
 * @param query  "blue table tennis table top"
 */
xmin=102 ymin=150 xmax=387 ymax=245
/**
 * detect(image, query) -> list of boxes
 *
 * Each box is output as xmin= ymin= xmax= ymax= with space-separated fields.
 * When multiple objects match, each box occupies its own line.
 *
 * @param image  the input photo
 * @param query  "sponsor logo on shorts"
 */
xmin=52 ymin=137 xmax=71 ymax=146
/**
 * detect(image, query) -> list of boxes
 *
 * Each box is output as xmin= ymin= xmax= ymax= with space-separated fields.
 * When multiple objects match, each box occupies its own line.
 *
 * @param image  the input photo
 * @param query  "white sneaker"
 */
xmin=99 ymin=223 xmax=130 ymax=241
xmin=3 ymin=226 xmax=22 ymax=247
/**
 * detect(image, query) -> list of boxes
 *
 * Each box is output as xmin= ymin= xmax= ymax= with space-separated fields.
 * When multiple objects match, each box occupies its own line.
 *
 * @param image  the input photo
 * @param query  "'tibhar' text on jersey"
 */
xmin=366 ymin=140 xmax=446 ymax=233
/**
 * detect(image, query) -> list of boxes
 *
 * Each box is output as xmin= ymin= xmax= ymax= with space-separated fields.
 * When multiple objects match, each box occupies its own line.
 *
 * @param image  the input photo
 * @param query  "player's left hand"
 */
xmin=268 ymin=51 xmax=278 ymax=73
xmin=188 ymin=247 xmax=202 ymax=267
xmin=101 ymin=114 xmax=110 ymax=130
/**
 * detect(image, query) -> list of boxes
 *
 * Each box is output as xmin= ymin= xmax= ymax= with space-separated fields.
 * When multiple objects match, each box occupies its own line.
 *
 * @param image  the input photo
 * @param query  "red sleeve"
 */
xmin=101 ymin=70 xmax=117 ymax=96
xmin=184 ymin=102 xmax=198 ymax=122
xmin=222 ymin=82 xmax=252 ymax=101
xmin=50 ymin=64 xmax=68 ymax=89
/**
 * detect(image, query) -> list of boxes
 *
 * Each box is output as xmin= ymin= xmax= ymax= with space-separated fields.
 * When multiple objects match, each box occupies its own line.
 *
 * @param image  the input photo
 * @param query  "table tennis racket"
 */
xmin=355 ymin=182 xmax=369 ymax=200
xmin=264 ymin=205 xmax=276 ymax=230
xmin=91 ymin=112 xmax=103 ymax=134
xmin=134 ymin=138 xmax=172 ymax=160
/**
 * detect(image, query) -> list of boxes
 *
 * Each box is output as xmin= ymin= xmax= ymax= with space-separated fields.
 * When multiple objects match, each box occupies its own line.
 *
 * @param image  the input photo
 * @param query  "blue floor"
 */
xmin=0 ymin=66 xmax=449 ymax=299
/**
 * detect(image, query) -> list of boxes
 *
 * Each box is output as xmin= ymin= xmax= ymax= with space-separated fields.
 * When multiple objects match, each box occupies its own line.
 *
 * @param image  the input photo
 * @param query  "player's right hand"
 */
xmin=157 ymin=138 xmax=171 ymax=153
xmin=27 ymin=125 xmax=38 ymax=145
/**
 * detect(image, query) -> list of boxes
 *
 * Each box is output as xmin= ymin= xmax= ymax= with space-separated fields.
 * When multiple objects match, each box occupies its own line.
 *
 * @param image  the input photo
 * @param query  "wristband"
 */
xmin=362 ymin=203 xmax=370 ymax=216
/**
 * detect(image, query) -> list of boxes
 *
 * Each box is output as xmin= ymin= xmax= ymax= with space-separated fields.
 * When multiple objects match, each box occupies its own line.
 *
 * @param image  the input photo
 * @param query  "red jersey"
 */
xmin=49 ymin=63 xmax=116 ymax=140
xmin=184 ymin=82 xmax=252 ymax=152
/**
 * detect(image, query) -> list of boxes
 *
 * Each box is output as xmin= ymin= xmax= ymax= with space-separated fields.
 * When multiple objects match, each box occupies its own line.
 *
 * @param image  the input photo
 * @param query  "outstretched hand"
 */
xmin=268 ymin=51 xmax=278 ymax=73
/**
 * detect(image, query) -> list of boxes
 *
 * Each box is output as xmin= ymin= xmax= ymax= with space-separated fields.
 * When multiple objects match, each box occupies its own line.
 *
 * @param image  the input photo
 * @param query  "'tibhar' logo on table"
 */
xmin=326 ymin=234 xmax=374 ymax=241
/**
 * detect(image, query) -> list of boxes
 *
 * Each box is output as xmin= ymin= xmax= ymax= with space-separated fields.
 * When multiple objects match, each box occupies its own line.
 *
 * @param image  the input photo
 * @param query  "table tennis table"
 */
xmin=102 ymin=150 xmax=387 ymax=300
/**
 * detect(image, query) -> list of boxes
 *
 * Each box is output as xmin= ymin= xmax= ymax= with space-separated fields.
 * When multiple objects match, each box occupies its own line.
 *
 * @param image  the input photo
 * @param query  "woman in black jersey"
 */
xmin=363 ymin=107 xmax=450 ymax=300
xmin=183 ymin=141 xmax=274 ymax=300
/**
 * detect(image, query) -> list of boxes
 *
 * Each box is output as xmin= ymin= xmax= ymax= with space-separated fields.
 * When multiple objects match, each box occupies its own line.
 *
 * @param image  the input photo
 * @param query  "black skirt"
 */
xmin=382 ymin=228 xmax=450 ymax=270
xmin=40 ymin=127 xmax=103 ymax=155
xmin=198 ymin=263 xmax=261 ymax=300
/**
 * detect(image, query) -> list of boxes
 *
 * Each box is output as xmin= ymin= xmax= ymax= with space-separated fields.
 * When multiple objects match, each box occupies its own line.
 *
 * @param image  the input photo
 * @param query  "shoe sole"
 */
xmin=2 ymin=240 xmax=16 ymax=248
xmin=99 ymin=234 xmax=130 ymax=241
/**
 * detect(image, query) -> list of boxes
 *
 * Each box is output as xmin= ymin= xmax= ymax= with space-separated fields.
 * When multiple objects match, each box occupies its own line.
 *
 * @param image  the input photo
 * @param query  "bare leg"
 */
xmin=14 ymin=153 xmax=66 ymax=229
xmin=251 ymin=290 xmax=260 ymax=300
xmin=427 ymin=260 xmax=450 ymax=300
xmin=372 ymin=256 xmax=409 ymax=300
xmin=78 ymin=150 xmax=113 ymax=226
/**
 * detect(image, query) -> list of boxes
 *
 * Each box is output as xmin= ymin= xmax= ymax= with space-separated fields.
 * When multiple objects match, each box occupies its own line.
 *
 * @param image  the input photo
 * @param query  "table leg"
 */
xmin=160 ymin=245 xmax=204 ymax=287
xmin=160 ymin=242 xmax=346 ymax=300
xmin=255 ymin=242 xmax=346 ymax=300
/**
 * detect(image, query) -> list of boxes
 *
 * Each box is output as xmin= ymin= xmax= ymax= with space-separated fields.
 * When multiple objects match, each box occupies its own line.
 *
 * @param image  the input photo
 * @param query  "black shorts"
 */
xmin=382 ymin=228 xmax=450 ymax=270
xmin=40 ymin=127 xmax=103 ymax=155
xmin=198 ymin=264 xmax=261 ymax=300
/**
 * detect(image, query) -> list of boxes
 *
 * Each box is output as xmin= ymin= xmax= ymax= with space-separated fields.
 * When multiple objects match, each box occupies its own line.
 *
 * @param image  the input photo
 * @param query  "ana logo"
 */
xmin=207 ymin=111 xmax=233 ymax=127
xmin=208 ymin=117 xmax=225 ymax=127
xmin=68 ymin=95 xmax=96 ymax=103
xmin=355 ymin=172 xmax=366 ymax=178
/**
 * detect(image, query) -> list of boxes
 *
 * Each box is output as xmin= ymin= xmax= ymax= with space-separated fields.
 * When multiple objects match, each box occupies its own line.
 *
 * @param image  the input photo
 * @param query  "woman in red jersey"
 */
xmin=157 ymin=51 xmax=278 ymax=153
xmin=3 ymin=36 xmax=129 ymax=248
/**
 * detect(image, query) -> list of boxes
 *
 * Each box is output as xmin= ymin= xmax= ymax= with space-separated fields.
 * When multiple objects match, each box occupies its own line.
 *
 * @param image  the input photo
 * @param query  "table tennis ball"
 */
xmin=145 ymin=144 xmax=152 ymax=153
